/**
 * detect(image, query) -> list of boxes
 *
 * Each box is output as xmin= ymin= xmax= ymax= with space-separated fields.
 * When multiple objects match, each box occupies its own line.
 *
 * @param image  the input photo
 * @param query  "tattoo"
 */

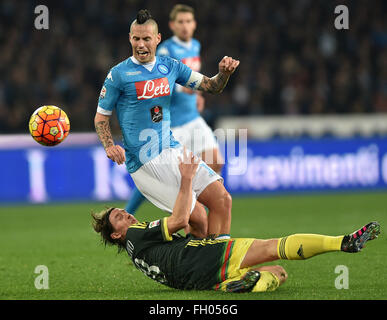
xmin=95 ymin=120 xmax=114 ymax=149
xmin=198 ymin=73 xmax=230 ymax=94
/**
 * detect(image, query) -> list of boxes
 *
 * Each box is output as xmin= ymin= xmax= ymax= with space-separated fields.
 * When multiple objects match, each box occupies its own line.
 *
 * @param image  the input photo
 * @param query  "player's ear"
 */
xmin=111 ymin=232 xmax=121 ymax=240
xmin=156 ymin=33 xmax=161 ymax=45
xmin=168 ymin=20 xmax=174 ymax=32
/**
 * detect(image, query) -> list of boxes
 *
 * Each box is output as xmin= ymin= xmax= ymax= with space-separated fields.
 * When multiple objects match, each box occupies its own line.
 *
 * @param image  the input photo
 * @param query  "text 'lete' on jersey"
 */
xmin=97 ymin=56 xmax=194 ymax=173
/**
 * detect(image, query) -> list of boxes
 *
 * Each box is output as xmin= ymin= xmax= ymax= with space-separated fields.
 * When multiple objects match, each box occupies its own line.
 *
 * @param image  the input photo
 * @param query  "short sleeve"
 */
xmin=97 ymin=68 xmax=121 ymax=115
xmin=144 ymin=218 xmax=172 ymax=242
xmin=173 ymin=58 xmax=193 ymax=87
xmin=128 ymin=218 xmax=172 ymax=243
xmin=157 ymin=44 xmax=170 ymax=57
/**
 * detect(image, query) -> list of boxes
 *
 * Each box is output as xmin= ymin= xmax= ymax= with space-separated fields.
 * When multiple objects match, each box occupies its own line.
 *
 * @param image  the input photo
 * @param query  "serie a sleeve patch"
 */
xmin=149 ymin=219 xmax=160 ymax=228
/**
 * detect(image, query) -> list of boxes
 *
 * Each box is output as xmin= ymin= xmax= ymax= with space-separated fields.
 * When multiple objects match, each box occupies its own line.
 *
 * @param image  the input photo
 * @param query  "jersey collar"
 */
xmin=130 ymin=56 xmax=156 ymax=72
xmin=172 ymin=35 xmax=192 ymax=50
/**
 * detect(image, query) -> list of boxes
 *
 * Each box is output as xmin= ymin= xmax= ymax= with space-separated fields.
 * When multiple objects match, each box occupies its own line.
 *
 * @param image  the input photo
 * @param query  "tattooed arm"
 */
xmin=197 ymin=56 xmax=240 ymax=94
xmin=198 ymin=73 xmax=231 ymax=94
xmin=94 ymin=112 xmax=125 ymax=165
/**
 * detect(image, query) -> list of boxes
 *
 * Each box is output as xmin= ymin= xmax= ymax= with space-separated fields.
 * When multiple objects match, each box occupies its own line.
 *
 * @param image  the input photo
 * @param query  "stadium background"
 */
xmin=0 ymin=0 xmax=386 ymax=300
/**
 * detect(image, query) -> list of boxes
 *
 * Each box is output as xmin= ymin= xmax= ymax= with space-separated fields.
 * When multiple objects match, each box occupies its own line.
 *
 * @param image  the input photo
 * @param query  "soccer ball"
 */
xmin=29 ymin=105 xmax=70 ymax=146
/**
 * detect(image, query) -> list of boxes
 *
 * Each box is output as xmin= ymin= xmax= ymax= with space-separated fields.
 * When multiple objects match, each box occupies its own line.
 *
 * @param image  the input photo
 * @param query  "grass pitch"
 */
xmin=0 ymin=192 xmax=386 ymax=300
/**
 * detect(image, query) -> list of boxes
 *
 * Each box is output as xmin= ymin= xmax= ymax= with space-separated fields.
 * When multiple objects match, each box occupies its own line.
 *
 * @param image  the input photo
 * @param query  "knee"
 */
xmin=199 ymin=183 xmax=232 ymax=213
xmin=222 ymin=191 xmax=232 ymax=213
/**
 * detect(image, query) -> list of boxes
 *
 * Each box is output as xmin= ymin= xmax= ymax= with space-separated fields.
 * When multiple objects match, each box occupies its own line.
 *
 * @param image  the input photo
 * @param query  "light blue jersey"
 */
xmin=97 ymin=55 xmax=194 ymax=173
xmin=157 ymin=36 xmax=201 ymax=128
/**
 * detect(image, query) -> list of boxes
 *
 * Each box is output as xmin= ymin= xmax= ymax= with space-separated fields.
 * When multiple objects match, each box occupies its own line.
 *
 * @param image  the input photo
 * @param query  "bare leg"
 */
xmin=240 ymin=239 xmax=279 ymax=268
xmin=198 ymin=181 xmax=232 ymax=237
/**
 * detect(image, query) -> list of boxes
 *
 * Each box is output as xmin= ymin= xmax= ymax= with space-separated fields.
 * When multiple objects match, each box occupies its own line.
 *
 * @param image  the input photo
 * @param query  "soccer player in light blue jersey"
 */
xmin=159 ymin=4 xmax=223 ymax=172
xmin=126 ymin=4 xmax=224 ymax=216
xmin=94 ymin=9 xmax=239 ymax=239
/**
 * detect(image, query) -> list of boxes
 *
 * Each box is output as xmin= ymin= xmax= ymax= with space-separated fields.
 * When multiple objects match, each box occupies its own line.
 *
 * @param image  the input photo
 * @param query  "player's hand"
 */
xmin=105 ymin=145 xmax=126 ymax=165
xmin=219 ymin=56 xmax=240 ymax=76
xmin=178 ymin=147 xmax=199 ymax=180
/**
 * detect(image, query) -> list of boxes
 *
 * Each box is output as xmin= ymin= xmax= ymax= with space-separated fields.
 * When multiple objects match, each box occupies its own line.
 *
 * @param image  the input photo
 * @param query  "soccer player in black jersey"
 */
xmin=92 ymin=148 xmax=380 ymax=292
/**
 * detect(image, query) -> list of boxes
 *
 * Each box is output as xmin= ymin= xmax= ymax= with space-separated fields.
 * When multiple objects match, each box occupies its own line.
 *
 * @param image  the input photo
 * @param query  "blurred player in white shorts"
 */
xmin=171 ymin=117 xmax=220 ymax=165
xmin=158 ymin=4 xmax=224 ymax=174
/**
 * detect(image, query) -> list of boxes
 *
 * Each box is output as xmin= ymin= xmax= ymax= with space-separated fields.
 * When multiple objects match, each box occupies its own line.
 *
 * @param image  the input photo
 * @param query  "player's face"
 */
xmin=109 ymin=208 xmax=138 ymax=239
xmin=169 ymin=12 xmax=196 ymax=42
xmin=130 ymin=23 xmax=161 ymax=63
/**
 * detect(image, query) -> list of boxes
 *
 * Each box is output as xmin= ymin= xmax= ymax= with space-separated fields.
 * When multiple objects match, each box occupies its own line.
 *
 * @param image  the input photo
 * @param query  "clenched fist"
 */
xmin=219 ymin=56 xmax=240 ymax=76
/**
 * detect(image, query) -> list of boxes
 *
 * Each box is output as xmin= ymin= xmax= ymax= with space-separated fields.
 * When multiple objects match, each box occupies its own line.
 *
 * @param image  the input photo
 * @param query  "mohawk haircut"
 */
xmin=136 ymin=9 xmax=152 ymax=24
xmin=130 ymin=9 xmax=158 ymax=33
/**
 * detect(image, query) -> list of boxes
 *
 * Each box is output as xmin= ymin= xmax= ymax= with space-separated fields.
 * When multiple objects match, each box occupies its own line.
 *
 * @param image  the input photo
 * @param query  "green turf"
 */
xmin=0 ymin=192 xmax=386 ymax=300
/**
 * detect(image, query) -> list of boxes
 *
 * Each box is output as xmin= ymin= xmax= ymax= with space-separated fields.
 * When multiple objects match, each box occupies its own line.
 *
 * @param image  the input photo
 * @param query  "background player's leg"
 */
xmin=125 ymin=187 xmax=146 ymax=215
xmin=200 ymin=148 xmax=224 ymax=174
xmin=198 ymin=181 xmax=232 ymax=237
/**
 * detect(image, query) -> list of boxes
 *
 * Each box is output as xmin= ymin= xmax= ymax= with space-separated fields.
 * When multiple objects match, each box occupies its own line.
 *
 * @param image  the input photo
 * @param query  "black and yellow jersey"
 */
xmin=124 ymin=217 xmax=232 ymax=290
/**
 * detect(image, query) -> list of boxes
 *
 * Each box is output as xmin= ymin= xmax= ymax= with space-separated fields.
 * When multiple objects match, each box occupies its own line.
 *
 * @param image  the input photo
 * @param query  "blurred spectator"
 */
xmin=0 ymin=0 xmax=386 ymax=133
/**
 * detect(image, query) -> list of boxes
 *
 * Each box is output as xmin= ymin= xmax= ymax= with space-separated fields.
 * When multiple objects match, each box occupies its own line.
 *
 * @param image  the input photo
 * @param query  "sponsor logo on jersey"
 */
xmin=150 ymin=106 xmax=163 ymax=123
xmin=157 ymin=64 xmax=170 ymax=75
xmin=135 ymin=77 xmax=170 ymax=100
xmin=182 ymin=56 xmax=201 ymax=71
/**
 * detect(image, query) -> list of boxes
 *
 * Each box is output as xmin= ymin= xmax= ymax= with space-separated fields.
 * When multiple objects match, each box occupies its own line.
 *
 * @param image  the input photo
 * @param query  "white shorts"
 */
xmin=130 ymin=146 xmax=223 ymax=213
xmin=172 ymin=117 xmax=219 ymax=156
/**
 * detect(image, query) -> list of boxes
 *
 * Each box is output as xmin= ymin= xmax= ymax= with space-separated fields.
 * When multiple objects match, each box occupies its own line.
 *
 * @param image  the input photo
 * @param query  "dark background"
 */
xmin=0 ymin=0 xmax=385 ymax=133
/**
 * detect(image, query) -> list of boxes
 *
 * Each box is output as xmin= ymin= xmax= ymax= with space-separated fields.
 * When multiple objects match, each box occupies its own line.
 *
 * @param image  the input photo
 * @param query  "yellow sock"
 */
xmin=277 ymin=234 xmax=344 ymax=260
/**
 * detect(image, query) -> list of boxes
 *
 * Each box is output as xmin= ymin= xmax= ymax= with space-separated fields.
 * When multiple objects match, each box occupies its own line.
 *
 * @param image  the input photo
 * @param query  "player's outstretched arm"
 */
xmin=167 ymin=148 xmax=199 ymax=235
xmin=94 ymin=112 xmax=126 ymax=165
xmin=198 ymin=56 xmax=240 ymax=94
